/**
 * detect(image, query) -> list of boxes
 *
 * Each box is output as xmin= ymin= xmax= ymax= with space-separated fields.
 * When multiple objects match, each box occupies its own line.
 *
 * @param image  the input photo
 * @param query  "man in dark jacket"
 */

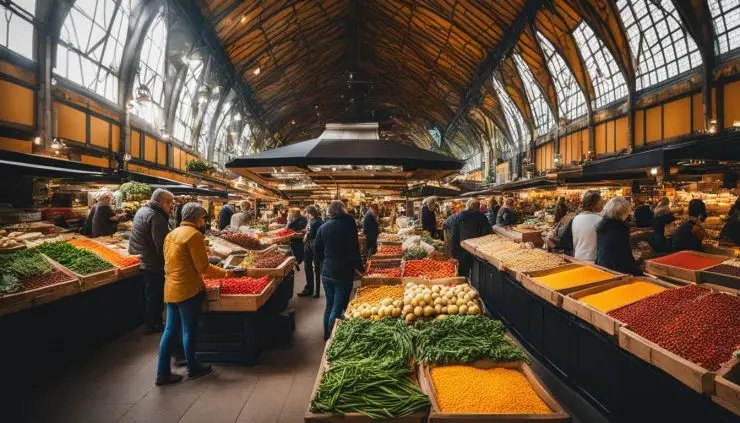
xmin=363 ymin=203 xmax=380 ymax=255
xmin=287 ymin=208 xmax=308 ymax=267
xmin=486 ymin=198 xmax=500 ymax=226
xmin=496 ymin=197 xmax=517 ymax=226
xmin=596 ymin=197 xmax=642 ymax=275
xmin=218 ymin=202 xmax=233 ymax=230
xmin=129 ymin=188 xmax=175 ymax=332
xmin=314 ymin=200 xmax=364 ymax=340
xmin=453 ymin=199 xmax=493 ymax=277
xmin=299 ymin=205 xmax=324 ymax=298
xmin=421 ymin=197 xmax=438 ymax=238
xmin=720 ymin=198 xmax=740 ymax=246
xmin=672 ymin=199 xmax=707 ymax=253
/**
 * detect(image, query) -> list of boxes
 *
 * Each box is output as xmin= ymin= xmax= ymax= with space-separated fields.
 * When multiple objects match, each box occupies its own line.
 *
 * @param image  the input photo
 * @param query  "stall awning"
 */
xmin=0 ymin=150 xmax=108 ymax=178
xmin=403 ymin=185 xmax=463 ymax=198
xmin=149 ymin=184 xmax=228 ymax=198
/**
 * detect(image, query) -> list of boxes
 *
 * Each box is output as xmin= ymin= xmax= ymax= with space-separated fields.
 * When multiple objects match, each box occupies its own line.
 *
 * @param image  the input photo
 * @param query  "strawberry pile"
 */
xmin=205 ymin=275 xmax=271 ymax=295
xmin=402 ymin=259 xmax=456 ymax=279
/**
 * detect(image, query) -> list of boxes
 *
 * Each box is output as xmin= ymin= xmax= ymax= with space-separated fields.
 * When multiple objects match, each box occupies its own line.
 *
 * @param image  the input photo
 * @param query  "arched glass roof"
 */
xmin=0 ymin=0 xmax=35 ymax=60
xmin=537 ymin=32 xmax=587 ymax=120
xmin=573 ymin=22 xmax=629 ymax=109
xmin=131 ymin=8 xmax=167 ymax=128
xmin=513 ymin=53 xmax=556 ymax=136
xmin=709 ymin=0 xmax=740 ymax=55
xmin=492 ymin=76 xmax=530 ymax=150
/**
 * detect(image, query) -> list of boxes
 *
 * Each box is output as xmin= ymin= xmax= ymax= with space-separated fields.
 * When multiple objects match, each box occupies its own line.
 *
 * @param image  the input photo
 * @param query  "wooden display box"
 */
xmin=40 ymin=254 xmax=118 ymax=292
xmin=87 ymin=238 xmax=140 ymax=277
xmin=645 ymin=251 xmax=726 ymax=283
xmin=493 ymin=225 xmax=544 ymax=247
xmin=699 ymin=267 xmax=740 ymax=291
xmin=246 ymin=256 xmax=297 ymax=278
xmin=562 ymin=276 xmax=676 ymax=336
xmin=0 ymin=255 xmax=81 ymax=316
xmin=519 ymin=263 xmax=623 ymax=307
xmin=205 ymin=276 xmax=279 ymax=312
xmin=713 ymin=357 xmax=740 ymax=416
xmin=618 ymin=327 xmax=716 ymax=394
xmin=362 ymin=258 xmax=403 ymax=285
xmin=418 ymin=361 xmax=570 ymax=423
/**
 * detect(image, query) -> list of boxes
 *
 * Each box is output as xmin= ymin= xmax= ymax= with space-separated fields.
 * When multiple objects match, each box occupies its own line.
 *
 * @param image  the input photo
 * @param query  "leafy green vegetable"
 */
xmin=327 ymin=318 xmax=413 ymax=368
xmin=186 ymin=159 xmax=214 ymax=172
xmin=403 ymin=246 xmax=428 ymax=260
xmin=34 ymin=242 xmax=114 ymax=275
xmin=119 ymin=181 xmax=151 ymax=196
xmin=0 ymin=274 xmax=23 ymax=295
xmin=0 ymin=249 xmax=52 ymax=280
xmin=412 ymin=315 xmax=528 ymax=365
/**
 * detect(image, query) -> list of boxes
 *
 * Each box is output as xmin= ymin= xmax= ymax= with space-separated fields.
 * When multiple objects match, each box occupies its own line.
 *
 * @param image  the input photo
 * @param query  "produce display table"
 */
xmin=470 ymin=257 xmax=738 ymax=423
xmin=196 ymin=271 xmax=295 ymax=365
xmin=493 ymin=225 xmax=544 ymax=246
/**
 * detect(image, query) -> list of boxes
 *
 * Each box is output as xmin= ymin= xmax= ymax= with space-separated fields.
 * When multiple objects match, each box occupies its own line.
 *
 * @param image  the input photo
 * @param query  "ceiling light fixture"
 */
xmin=33 ymin=136 xmax=41 ymax=145
xmin=253 ymin=66 xmax=261 ymax=76
xmin=240 ymin=15 xmax=247 ymax=24
xmin=51 ymin=138 xmax=64 ymax=150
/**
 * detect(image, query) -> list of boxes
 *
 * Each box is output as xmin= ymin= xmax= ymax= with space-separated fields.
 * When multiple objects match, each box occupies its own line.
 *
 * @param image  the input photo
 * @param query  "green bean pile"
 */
xmin=326 ymin=317 xmax=413 ymax=368
xmin=412 ymin=315 xmax=529 ymax=365
xmin=311 ymin=358 xmax=430 ymax=419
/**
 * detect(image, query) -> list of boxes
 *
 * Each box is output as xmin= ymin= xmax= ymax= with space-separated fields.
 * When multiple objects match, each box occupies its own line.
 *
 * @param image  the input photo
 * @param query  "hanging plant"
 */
xmin=186 ymin=159 xmax=215 ymax=172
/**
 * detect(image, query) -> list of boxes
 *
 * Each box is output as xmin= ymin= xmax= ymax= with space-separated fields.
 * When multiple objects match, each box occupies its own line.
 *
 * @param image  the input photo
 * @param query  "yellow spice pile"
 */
xmin=430 ymin=366 xmax=551 ymax=414
xmin=350 ymin=285 xmax=404 ymax=307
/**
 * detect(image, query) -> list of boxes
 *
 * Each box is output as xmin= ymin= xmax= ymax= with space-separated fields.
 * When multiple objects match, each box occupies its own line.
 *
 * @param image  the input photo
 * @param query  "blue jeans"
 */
xmin=322 ymin=277 xmax=352 ymax=340
xmin=157 ymin=292 xmax=204 ymax=379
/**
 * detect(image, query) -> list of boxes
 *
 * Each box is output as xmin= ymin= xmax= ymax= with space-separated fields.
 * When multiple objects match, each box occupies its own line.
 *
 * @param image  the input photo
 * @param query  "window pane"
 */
xmin=0 ymin=1 xmax=35 ymax=60
xmin=492 ymin=76 xmax=531 ymax=150
xmin=537 ymin=32 xmax=587 ymax=120
xmin=709 ymin=0 xmax=740 ymax=54
xmin=573 ymin=22 xmax=628 ymax=109
xmin=617 ymin=0 xmax=701 ymax=90
xmin=174 ymin=60 xmax=204 ymax=146
xmin=131 ymin=9 xmax=167 ymax=128
xmin=513 ymin=53 xmax=556 ymax=136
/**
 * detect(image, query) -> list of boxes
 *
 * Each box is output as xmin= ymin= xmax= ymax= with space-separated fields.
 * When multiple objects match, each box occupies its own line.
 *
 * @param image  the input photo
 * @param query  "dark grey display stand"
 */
xmin=470 ymin=258 xmax=737 ymax=423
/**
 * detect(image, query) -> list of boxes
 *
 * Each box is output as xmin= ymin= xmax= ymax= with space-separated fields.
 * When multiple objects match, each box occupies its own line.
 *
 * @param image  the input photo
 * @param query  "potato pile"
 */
xmin=402 ymin=283 xmax=481 ymax=323
xmin=347 ymin=285 xmax=405 ymax=320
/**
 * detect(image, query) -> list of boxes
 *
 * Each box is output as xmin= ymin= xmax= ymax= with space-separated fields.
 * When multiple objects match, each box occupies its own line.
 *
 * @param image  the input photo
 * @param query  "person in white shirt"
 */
xmin=568 ymin=190 xmax=603 ymax=263
xmin=229 ymin=200 xmax=254 ymax=229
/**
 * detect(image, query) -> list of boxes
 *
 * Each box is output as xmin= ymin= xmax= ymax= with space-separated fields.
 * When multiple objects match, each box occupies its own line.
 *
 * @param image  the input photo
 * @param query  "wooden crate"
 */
xmin=699 ymin=267 xmax=740 ymax=291
xmin=713 ymin=357 xmax=740 ymax=416
xmin=519 ymin=263 xmax=623 ymax=307
xmin=618 ymin=327 xmax=716 ymax=394
xmin=205 ymin=276 xmax=279 ymax=312
xmin=645 ymin=251 xmax=726 ymax=283
xmin=39 ymin=254 xmax=118 ymax=292
xmin=561 ymin=276 xmax=676 ymax=336
xmin=0 ymin=255 xmax=81 ymax=316
xmin=418 ymin=361 xmax=570 ymax=423
xmin=245 ymin=256 xmax=297 ymax=278
xmin=493 ymin=225 xmax=544 ymax=247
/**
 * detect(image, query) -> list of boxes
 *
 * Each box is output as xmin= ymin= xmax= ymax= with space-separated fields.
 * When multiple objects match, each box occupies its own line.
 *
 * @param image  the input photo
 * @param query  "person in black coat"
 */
xmin=633 ymin=203 xmax=654 ymax=228
xmin=650 ymin=197 xmax=675 ymax=253
xmin=287 ymin=208 xmax=308 ymax=266
xmin=553 ymin=196 xmax=568 ymax=224
xmin=314 ymin=200 xmax=364 ymax=340
xmin=421 ymin=197 xmax=438 ymax=238
xmin=217 ymin=202 xmax=233 ymax=230
xmin=596 ymin=197 xmax=642 ymax=276
xmin=672 ymin=199 xmax=707 ymax=253
xmin=362 ymin=203 xmax=380 ymax=255
xmin=720 ymin=198 xmax=740 ymax=246
xmin=453 ymin=199 xmax=493 ymax=277
xmin=299 ymin=206 xmax=324 ymax=298
xmin=496 ymin=197 xmax=517 ymax=226
xmin=486 ymin=197 xmax=500 ymax=226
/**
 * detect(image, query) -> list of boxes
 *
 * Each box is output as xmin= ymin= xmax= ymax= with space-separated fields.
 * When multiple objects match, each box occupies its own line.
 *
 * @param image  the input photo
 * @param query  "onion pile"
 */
xmin=349 ymin=298 xmax=404 ymax=320
xmin=402 ymin=283 xmax=481 ymax=323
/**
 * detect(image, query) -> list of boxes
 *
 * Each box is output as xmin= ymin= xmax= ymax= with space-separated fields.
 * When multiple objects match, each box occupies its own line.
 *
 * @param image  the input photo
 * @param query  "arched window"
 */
xmin=492 ymin=76 xmax=530 ymax=150
xmin=572 ymin=22 xmax=628 ymax=109
xmin=173 ymin=59 xmax=203 ymax=146
xmin=537 ymin=32 xmax=587 ymax=120
xmin=617 ymin=0 xmax=702 ymax=90
xmin=213 ymin=102 xmax=234 ymax=167
xmin=238 ymin=120 xmax=251 ymax=156
xmin=131 ymin=8 xmax=167 ymax=128
xmin=513 ymin=53 xmax=556 ymax=136
xmin=0 ymin=0 xmax=35 ymax=60
xmin=709 ymin=0 xmax=740 ymax=55
xmin=198 ymin=98 xmax=219 ymax=155
xmin=56 ymin=0 xmax=130 ymax=103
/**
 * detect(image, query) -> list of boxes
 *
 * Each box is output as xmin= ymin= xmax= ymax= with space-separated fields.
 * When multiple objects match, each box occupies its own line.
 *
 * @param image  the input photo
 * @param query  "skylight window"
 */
xmin=173 ymin=60 xmax=204 ymax=146
xmin=537 ymin=32 xmax=587 ymax=120
xmin=0 ymin=0 xmax=35 ymax=60
xmin=492 ymin=76 xmax=531 ymax=149
xmin=131 ymin=9 xmax=167 ymax=127
xmin=573 ymin=22 xmax=628 ymax=109
xmin=709 ymin=0 xmax=740 ymax=55
xmin=512 ymin=53 xmax=556 ymax=136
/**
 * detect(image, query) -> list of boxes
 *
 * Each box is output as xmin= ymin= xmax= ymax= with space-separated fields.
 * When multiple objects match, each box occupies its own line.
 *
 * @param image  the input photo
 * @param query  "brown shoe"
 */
xmin=155 ymin=373 xmax=183 ymax=386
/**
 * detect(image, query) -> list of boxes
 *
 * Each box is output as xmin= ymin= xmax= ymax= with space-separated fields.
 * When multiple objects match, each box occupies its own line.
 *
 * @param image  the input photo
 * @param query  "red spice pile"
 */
xmin=21 ymin=270 xmax=75 ymax=291
xmin=609 ymin=285 xmax=740 ymax=370
xmin=402 ymin=259 xmax=457 ymax=279
xmin=648 ymin=251 xmax=724 ymax=270
xmin=205 ymin=276 xmax=271 ymax=295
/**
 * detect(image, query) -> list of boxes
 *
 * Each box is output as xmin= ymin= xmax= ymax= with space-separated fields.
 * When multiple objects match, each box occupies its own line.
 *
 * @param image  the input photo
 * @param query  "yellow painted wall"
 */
xmin=692 ymin=94 xmax=703 ymax=133
xmin=634 ymin=109 xmax=645 ymax=147
xmin=616 ymin=117 xmax=628 ymax=151
xmin=173 ymin=147 xmax=182 ymax=171
xmin=595 ymin=122 xmax=606 ymax=155
xmin=0 ymin=80 xmax=34 ymax=126
xmin=111 ymin=124 xmax=120 ymax=153
xmin=663 ymin=96 xmax=691 ymax=139
xmin=0 ymin=61 xmax=36 ymax=85
xmin=55 ymin=103 xmax=86 ymax=143
xmin=131 ymin=131 xmax=141 ymax=159
xmin=80 ymin=154 xmax=109 ymax=167
xmin=723 ymin=80 xmax=740 ymax=128
xmin=0 ymin=137 xmax=31 ymax=153
xmin=606 ymin=120 xmax=615 ymax=153
xmin=157 ymin=141 xmax=167 ymax=166
xmin=581 ymin=129 xmax=589 ymax=158
xmin=645 ymin=106 xmax=662 ymax=144
xmin=144 ymin=135 xmax=156 ymax=163
xmin=89 ymin=116 xmax=109 ymax=149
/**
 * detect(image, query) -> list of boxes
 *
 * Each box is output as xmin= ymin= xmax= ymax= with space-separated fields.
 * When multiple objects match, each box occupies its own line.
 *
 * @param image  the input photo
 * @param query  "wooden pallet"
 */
xmin=713 ymin=357 xmax=740 ymax=416
xmin=519 ymin=263 xmax=623 ymax=307
xmin=618 ymin=327 xmax=716 ymax=394
xmin=0 ymin=255 xmax=81 ymax=316
xmin=418 ymin=361 xmax=570 ymax=422
xmin=561 ymin=276 xmax=677 ymax=336
xmin=645 ymin=251 xmax=726 ymax=283
xmin=205 ymin=276 xmax=279 ymax=312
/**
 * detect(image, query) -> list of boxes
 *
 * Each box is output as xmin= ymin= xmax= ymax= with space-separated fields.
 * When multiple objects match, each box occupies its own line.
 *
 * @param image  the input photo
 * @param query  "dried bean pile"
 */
xmin=217 ymin=232 xmax=262 ymax=249
xmin=367 ymin=259 xmax=402 ymax=270
xmin=20 ymin=270 xmax=74 ymax=291
xmin=705 ymin=264 xmax=740 ymax=277
xmin=609 ymin=285 xmax=740 ymax=370
xmin=252 ymin=252 xmax=288 ymax=268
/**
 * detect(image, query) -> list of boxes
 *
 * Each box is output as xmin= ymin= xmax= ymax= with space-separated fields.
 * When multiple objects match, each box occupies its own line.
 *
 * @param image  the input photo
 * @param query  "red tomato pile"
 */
xmin=205 ymin=275 xmax=271 ymax=295
xmin=275 ymin=229 xmax=296 ymax=237
xmin=21 ymin=270 xmax=74 ymax=291
xmin=609 ymin=285 xmax=740 ymax=370
xmin=375 ymin=245 xmax=403 ymax=257
xmin=402 ymin=259 xmax=456 ymax=279
xmin=218 ymin=232 xmax=262 ymax=249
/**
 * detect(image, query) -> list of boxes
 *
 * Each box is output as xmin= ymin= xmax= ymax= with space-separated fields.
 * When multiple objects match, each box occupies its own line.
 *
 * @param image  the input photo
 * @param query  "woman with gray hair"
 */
xmin=314 ymin=200 xmax=364 ymax=340
xmin=595 ymin=196 xmax=642 ymax=275
xmin=421 ymin=196 xmax=438 ymax=238
xmin=156 ymin=202 xmax=238 ymax=385
xmin=91 ymin=190 xmax=123 ymax=238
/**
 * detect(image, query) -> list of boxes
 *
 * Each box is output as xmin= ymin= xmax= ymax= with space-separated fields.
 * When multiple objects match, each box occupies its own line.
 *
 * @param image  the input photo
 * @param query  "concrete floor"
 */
xmin=22 ymin=271 xmax=607 ymax=423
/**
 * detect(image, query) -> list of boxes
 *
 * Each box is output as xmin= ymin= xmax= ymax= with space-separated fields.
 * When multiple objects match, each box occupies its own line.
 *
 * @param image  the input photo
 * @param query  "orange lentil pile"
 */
xmin=351 ymin=284 xmax=404 ymax=307
xmin=532 ymin=265 xmax=614 ymax=290
xmin=430 ymin=366 xmax=551 ymax=414
xmin=68 ymin=238 xmax=140 ymax=268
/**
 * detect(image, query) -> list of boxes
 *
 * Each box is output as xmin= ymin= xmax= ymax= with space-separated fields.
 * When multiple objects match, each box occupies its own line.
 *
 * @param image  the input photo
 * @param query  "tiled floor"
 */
xmin=22 ymin=271 xmax=607 ymax=423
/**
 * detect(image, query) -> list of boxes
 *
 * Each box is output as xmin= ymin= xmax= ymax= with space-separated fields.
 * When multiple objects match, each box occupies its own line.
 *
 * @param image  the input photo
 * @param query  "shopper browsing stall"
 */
xmin=650 ymin=197 xmax=675 ymax=253
xmin=672 ymin=199 xmax=707 ymax=253
xmin=453 ymin=199 xmax=493 ymax=277
xmin=486 ymin=197 xmax=500 ymax=226
xmin=421 ymin=196 xmax=438 ymax=238
xmin=561 ymin=190 xmax=603 ymax=263
xmin=596 ymin=197 xmax=643 ymax=275
xmin=90 ymin=190 xmax=124 ymax=238
xmin=156 ymin=203 xmax=239 ymax=386
xmin=287 ymin=208 xmax=308 ymax=266
xmin=719 ymin=197 xmax=740 ymax=245
xmin=314 ymin=200 xmax=364 ymax=340
xmin=217 ymin=201 xmax=234 ymax=230
xmin=495 ymin=197 xmax=517 ymax=227
xmin=298 ymin=205 xmax=324 ymax=298
xmin=229 ymin=200 xmax=253 ymax=229
xmin=554 ymin=196 xmax=568 ymax=224
xmin=362 ymin=203 xmax=380 ymax=255
xmin=129 ymin=188 xmax=175 ymax=333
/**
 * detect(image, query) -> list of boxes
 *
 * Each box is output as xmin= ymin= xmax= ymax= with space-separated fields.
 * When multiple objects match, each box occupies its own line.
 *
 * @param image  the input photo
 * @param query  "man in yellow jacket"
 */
xmin=156 ymin=202 xmax=237 ymax=386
